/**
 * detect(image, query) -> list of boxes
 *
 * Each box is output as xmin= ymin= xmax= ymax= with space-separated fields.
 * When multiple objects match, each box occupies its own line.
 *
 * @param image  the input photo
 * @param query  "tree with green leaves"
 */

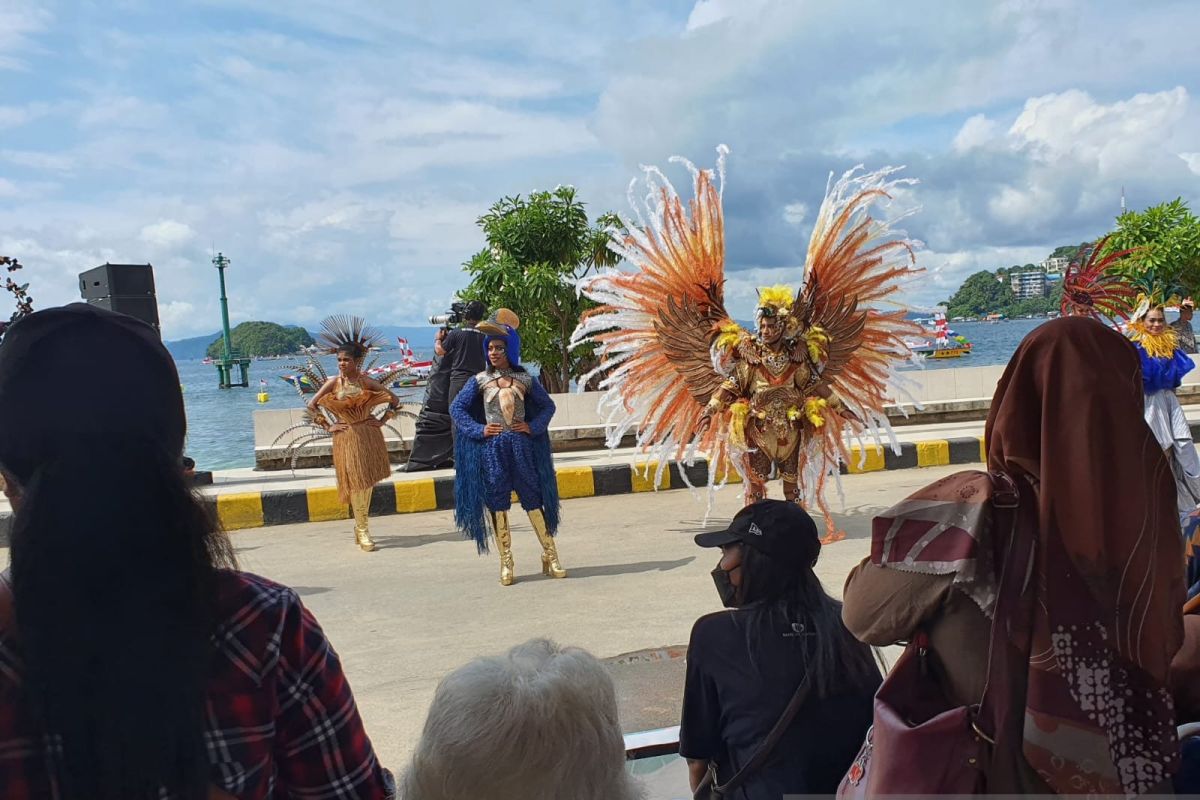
xmin=945 ymin=270 xmax=1014 ymax=318
xmin=460 ymin=187 xmax=620 ymax=393
xmin=1103 ymin=198 xmax=1200 ymax=300
xmin=1050 ymin=242 xmax=1090 ymax=263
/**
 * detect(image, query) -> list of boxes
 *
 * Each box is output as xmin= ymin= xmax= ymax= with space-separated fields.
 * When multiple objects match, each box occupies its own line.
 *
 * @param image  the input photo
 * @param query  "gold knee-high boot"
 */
xmin=350 ymin=489 xmax=376 ymax=552
xmin=492 ymin=510 xmax=515 ymax=586
xmin=528 ymin=509 xmax=566 ymax=578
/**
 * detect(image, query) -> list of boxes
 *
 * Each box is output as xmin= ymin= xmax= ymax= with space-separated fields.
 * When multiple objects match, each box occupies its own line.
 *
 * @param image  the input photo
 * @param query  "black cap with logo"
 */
xmin=694 ymin=500 xmax=821 ymax=569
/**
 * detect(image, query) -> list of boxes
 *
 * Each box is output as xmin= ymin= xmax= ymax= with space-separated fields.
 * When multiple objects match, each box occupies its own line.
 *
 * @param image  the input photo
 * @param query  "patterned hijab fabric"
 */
xmin=986 ymin=316 xmax=1183 ymax=795
xmin=870 ymin=470 xmax=1003 ymax=617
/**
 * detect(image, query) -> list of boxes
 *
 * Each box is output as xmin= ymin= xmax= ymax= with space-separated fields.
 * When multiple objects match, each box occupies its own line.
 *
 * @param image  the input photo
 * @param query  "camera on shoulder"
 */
xmin=429 ymin=301 xmax=468 ymax=328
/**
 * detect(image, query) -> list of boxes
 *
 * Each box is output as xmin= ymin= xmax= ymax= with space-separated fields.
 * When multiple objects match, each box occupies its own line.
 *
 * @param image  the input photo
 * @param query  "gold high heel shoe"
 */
xmin=350 ymin=489 xmax=376 ymax=552
xmin=492 ymin=510 xmax=515 ymax=586
xmin=528 ymin=508 xmax=566 ymax=578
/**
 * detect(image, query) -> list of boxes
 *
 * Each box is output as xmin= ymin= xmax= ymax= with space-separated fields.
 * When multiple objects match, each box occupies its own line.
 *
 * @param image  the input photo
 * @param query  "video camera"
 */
xmin=429 ymin=301 xmax=468 ymax=328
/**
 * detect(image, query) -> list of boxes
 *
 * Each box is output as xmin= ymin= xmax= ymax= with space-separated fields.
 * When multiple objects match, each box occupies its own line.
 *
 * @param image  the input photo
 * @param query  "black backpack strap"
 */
xmin=702 ymin=669 xmax=814 ymax=798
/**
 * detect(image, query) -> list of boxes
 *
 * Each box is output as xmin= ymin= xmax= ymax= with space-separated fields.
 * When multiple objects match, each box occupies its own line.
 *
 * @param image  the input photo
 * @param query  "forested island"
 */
xmin=205 ymin=321 xmax=315 ymax=358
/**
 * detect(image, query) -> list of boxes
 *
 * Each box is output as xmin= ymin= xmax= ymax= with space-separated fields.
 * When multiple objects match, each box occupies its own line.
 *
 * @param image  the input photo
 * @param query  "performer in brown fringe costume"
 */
xmin=308 ymin=316 xmax=403 ymax=551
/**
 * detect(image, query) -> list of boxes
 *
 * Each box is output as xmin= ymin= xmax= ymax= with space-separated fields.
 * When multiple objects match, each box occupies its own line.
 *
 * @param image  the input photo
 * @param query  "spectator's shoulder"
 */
xmin=211 ymin=571 xmax=308 ymax=681
xmin=689 ymin=609 xmax=736 ymax=645
xmin=214 ymin=570 xmax=304 ymax=632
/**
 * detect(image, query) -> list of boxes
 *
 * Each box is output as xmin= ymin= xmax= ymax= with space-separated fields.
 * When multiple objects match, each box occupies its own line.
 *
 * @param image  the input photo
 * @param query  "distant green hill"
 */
xmin=165 ymin=332 xmax=219 ymax=360
xmin=205 ymin=322 xmax=315 ymax=358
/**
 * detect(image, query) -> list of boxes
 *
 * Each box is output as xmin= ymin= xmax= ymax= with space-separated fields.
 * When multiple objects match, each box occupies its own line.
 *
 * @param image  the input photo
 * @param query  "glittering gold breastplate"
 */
xmin=336 ymin=379 xmax=365 ymax=400
xmin=479 ymin=370 xmax=532 ymax=427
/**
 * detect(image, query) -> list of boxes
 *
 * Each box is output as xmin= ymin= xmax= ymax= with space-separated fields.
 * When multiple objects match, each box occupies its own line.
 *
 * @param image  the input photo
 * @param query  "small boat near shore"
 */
xmin=906 ymin=312 xmax=973 ymax=359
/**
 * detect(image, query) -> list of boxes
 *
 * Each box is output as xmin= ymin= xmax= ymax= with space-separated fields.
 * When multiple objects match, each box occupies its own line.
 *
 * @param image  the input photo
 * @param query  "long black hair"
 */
xmin=0 ymin=305 xmax=236 ymax=800
xmin=734 ymin=543 xmax=881 ymax=699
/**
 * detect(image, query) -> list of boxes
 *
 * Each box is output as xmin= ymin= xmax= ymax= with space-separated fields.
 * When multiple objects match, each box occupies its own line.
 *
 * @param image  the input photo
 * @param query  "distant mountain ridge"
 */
xmin=165 ymin=325 xmax=440 ymax=361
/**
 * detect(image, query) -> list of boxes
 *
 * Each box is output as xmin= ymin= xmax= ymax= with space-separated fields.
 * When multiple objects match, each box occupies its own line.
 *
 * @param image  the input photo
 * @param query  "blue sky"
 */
xmin=3 ymin=0 xmax=1199 ymax=338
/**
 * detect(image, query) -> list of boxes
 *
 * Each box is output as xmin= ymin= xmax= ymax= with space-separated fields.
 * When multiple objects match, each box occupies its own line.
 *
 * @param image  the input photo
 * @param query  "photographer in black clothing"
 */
xmin=434 ymin=300 xmax=487 ymax=407
xmin=404 ymin=300 xmax=487 ymax=471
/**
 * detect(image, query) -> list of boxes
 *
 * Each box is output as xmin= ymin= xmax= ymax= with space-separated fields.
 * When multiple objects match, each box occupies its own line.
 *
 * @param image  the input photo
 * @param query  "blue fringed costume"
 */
xmin=449 ymin=314 xmax=565 ymax=585
xmin=1135 ymin=338 xmax=1200 ymax=517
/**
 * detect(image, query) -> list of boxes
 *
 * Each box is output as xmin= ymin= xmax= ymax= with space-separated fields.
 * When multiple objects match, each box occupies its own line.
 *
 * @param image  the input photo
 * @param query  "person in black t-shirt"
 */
xmin=405 ymin=302 xmax=488 ymax=471
xmin=681 ymin=500 xmax=881 ymax=799
xmin=434 ymin=300 xmax=487 ymax=407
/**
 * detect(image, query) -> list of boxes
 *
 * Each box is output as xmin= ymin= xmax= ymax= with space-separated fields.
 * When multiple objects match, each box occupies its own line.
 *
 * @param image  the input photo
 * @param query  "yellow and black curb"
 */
xmin=0 ymin=435 xmax=990 ymax=540
xmin=198 ymin=435 xmax=989 ymax=533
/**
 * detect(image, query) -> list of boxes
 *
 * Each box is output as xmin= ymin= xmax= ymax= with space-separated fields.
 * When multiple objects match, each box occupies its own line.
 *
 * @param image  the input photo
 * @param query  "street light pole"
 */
xmin=214 ymin=251 xmax=233 ymax=363
xmin=211 ymin=251 xmax=249 ymax=388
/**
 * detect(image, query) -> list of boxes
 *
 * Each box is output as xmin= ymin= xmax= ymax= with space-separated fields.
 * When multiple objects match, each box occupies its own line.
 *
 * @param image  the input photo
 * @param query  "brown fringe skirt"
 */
xmin=332 ymin=423 xmax=391 ymax=504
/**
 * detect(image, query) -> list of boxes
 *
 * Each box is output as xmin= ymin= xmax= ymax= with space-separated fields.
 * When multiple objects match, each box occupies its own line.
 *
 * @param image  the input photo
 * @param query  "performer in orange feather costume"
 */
xmin=572 ymin=146 xmax=923 ymax=542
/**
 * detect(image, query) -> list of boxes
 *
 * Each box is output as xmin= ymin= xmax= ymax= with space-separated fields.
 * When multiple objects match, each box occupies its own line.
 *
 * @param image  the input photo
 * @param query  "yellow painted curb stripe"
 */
xmin=395 ymin=479 xmax=437 ymax=513
xmin=307 ymin=486 xmax=349 ymax=522
xmin=631 ymin=461 xmax=670 ymax=492
xmin=916 ymin=439 xmax=950 ymax=467
xmin=217 ymin=492 xmax=264 ymax=530
xmin=556 ymin=466 xmax=596 ymax=499
xmin=846 ymin=445 xmax=885 ymax=474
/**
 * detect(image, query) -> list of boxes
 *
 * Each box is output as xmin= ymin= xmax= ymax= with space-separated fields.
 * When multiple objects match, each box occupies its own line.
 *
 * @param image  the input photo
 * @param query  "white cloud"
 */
xmin=952 ymin=114 xmax=999 ymax=153
xmin=0 ymin=101 xmax=51 ymax=130
xmin=3 ymin=0 xmax=1199 ymax=340
xmin=0 ymin=2 xmax=51 ymax=70
xmin=685 ymin=0 xmax=771 ymax=32
xmin=139 ymin=221 xmax=196 ymax=251
xmin=781 ymin=202 xmax=807 ymax=226
xmin=0 ymin=149 xmax=75 ymax=171
xmin=158 ymin=300 xmax=196 ymax=331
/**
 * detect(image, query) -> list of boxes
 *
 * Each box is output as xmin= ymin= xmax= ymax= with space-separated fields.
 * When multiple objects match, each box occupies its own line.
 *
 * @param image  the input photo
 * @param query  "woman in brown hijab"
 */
xmin=843 ymin=316 xmax=1184 ymax=795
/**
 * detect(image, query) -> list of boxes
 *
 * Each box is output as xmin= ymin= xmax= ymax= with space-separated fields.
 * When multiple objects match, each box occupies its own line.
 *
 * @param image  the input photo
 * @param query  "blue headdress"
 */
xmin=477 ymin=309 xmax=523 ymax=369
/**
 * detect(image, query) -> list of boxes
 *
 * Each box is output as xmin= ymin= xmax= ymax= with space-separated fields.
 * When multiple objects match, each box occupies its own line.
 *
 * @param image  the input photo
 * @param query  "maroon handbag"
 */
xmin=838 ymin=472 xmax=1031 ymax=798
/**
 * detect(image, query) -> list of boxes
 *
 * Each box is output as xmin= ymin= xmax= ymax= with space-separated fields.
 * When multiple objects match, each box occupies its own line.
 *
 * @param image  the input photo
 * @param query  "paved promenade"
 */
xmin=1 ymin=465 xmax=961 ymax=772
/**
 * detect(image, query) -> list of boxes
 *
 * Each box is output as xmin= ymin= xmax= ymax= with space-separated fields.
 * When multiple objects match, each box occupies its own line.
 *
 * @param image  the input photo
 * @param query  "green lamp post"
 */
xmin=212 ymin=251 xmax=251 ymax=388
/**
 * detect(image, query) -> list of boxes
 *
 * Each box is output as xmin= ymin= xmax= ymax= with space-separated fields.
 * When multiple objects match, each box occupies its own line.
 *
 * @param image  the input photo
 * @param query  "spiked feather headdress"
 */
xmin=317 ymin=315 xmax=382 ymax=361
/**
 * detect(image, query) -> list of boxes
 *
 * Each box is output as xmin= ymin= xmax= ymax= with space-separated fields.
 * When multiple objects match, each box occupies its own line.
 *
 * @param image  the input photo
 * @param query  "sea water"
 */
xmin=177 ymin=319 xmax=1050 ymax=470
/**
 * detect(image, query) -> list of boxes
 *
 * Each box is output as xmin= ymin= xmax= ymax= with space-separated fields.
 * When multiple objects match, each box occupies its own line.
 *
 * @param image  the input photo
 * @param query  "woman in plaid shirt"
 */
xmin=0 ymin=304 xmax=394 ymax=799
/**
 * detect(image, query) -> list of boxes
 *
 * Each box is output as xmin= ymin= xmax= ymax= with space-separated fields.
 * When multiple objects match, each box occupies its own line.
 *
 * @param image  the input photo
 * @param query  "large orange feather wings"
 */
xmin=572 ymin=148 xmax=922 ymax=514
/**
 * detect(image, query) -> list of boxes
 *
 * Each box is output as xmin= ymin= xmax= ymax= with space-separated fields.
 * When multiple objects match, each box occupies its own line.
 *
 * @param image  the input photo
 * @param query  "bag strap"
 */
xmin=973 ymin=471 xmax=1035 ymax=742
xmin=709 ymin=665 xmax=814 ymax=797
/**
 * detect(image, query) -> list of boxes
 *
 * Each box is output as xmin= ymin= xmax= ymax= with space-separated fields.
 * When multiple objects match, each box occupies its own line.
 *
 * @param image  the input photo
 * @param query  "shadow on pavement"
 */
xmin=372 ymin=531 xmax=462 ymax=549
xmin=565 ymin=556 xmax=695 ymax=580
xmin=291 ymin=586 xmax=332 ymax=597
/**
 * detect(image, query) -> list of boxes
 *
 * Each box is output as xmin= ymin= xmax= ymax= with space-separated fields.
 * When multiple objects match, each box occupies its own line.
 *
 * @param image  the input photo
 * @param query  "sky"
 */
xmin=2 ymin=0 xmax=1199 ymax=339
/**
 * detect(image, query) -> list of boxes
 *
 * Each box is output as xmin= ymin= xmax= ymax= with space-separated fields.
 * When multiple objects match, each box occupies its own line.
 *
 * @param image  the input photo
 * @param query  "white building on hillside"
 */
xmin=1011 ymin=271 xmax=1047 ymax=300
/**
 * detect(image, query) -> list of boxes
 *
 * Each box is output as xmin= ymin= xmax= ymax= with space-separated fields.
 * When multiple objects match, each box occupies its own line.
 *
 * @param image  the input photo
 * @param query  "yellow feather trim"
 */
xmin=804 ymin=397 xmax=828 ymax=428
xmin=805 ymin=325 xmax=830 ymax=362
xmin=729 ymin=401 xmax=750 ymax=449
xmin=757 ymin=285 xmax=794 ymax=312
xmin=1129 ymin=323 xmax=1179 ymax=359
xmin=786 ymin=405 xmax=802 ymax=421
xmin=715 ymin=321 xmax=746 ymax=352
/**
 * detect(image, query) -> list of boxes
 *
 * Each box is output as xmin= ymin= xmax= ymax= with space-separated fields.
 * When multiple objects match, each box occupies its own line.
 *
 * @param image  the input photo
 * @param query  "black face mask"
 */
xmin=711 ymin=565 xmax=739 ymax=608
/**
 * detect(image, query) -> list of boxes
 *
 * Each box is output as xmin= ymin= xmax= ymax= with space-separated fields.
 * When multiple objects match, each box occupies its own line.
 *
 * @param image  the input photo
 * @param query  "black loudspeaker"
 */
xmin=79 ymin=263 xmax=160 ymax=332
xmin=79 ymin=262 xmax=156 ymax=299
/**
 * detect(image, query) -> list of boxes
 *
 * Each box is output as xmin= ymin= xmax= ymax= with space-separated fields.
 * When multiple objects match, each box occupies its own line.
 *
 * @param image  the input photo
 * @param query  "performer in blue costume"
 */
xmin=450 ymin=310 xmax=565 ymax=586
xmin=1130 ymin=302 xmax=1200 ymax=517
